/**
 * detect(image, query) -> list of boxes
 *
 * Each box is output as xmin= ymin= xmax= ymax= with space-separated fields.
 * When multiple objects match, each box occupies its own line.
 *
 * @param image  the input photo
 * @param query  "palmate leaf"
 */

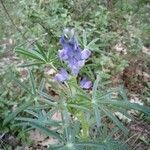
xmin=15 ymin=48 xmax=47 ymax=63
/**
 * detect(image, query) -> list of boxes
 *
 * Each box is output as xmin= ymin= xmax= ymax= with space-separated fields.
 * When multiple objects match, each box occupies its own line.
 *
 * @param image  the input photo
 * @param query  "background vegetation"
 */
xmin=0 ymin=0 xmax=150 ymax=149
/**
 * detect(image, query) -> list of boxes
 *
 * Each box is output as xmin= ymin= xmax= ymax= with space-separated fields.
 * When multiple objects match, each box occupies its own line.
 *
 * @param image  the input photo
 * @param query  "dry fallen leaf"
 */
xmin=51 ymin=112 xmax=62 ymax=121
xmin=142 ymin=46 xmax=150 ymax=55
xmin=29 ymin=130 xmax=47 ymax=144
xmin=114 ymin=43 xmax=127 ymax=55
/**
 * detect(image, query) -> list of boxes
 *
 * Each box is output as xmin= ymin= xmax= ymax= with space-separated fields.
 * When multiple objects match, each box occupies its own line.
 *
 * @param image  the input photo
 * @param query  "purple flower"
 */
xmin=80 ymin=77 xmax=92 ymax=89
xmin=58 ymin=49 xmax=68 ymax=60
xmin=54 ymin=68 xmax=69 ymax=82
xmin=81 ymin=49 xmax=91 ymax=59
xmin=58 ymin=29 xmax=91 ymax=76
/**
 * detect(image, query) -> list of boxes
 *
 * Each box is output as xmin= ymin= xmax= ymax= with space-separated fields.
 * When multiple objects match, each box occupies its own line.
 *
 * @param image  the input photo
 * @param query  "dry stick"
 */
xmin=131 ymin=133 xmax=141 ymax=146
xmin=0 ymin=0 xmax=27 ymax=40
xmin=133 ymin=142 xmax=141 ymax=150
xmin=124 ymin=133 xmax=139 ymax=144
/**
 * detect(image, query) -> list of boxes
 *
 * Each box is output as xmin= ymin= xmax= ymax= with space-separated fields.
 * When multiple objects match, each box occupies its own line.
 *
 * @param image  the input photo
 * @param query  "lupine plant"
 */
xmin=3 ymin=29 xmax=150 ymax=150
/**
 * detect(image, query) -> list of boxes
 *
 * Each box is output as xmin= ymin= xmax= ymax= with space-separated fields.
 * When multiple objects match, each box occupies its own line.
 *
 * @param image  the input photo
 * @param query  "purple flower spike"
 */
xmin=54 ymin=68 xmax=69 ymax=82
xmin=81 ymin=49 xmax=91 ymax=59
xmin=58 ymin=49 xmax=68 ymax=60
xmin=80 ymin=77 xmax=92 ymax=89
xmin=58 ymin=29 xmax=92 ymax=76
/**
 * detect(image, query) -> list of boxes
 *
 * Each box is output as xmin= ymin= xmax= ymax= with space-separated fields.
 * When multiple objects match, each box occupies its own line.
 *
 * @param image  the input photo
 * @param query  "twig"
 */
xmin=133 ymin=142 xmax=141 ymax=150
xmin=131 ymin=133 xmax=141 ymax=146
xmin=124 ymin=133 xmax=138 ymax=144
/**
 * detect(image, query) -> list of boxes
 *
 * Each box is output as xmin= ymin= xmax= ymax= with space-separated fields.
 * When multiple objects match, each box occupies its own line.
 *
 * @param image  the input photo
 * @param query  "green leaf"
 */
xmin=67 ymin=104 xmax=90 ymax=112
xmin=15 ymin=117 xmax=61 ymax=127
xmin=29 ymin=69 xmax=36 ymax=95
xmin=25 ymin=121 xmax=64 ymax=142
xmin=38 ymin=78 xmax=45 ymax=92
xmin=24 ymin=110 xmax=38 ymax=117
xmin=102 ymin=107 xmax=129 ymax=135
xmin=18 ymin=62 xmax=44 ymax=67
xmin=98 ymin=100 xmax=150 ymax=116
xmin=83 ymin=30 xmax=87 ymax=47
xmin=92 ymin=74 xmax=101 ymax=127
xmin=16 ymin=48 xmax=47 ymax=62
xmin=87 ymin=38 xmax=99 ymax=50
xmin=3 ymin=100 xmax=33 ymax=125
xmin=12 ymin=75 xmax=32 ymax=94
xmin=48 ymin=144 xmax=66 ymax=150
xmin=94 ymin=105 xmax=101 ymax=127
xmin=119 ymin=87 xmax=128 ymax=101
xmin=92 ymin=74 xmax=100 ymax=100
xmin=36 ymin=43 xmax=47 ymax=61
xmin=38 ymin=91 xmax=56 ymax=102
xmin=75 ymin=141 xmax=105 ymax=148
